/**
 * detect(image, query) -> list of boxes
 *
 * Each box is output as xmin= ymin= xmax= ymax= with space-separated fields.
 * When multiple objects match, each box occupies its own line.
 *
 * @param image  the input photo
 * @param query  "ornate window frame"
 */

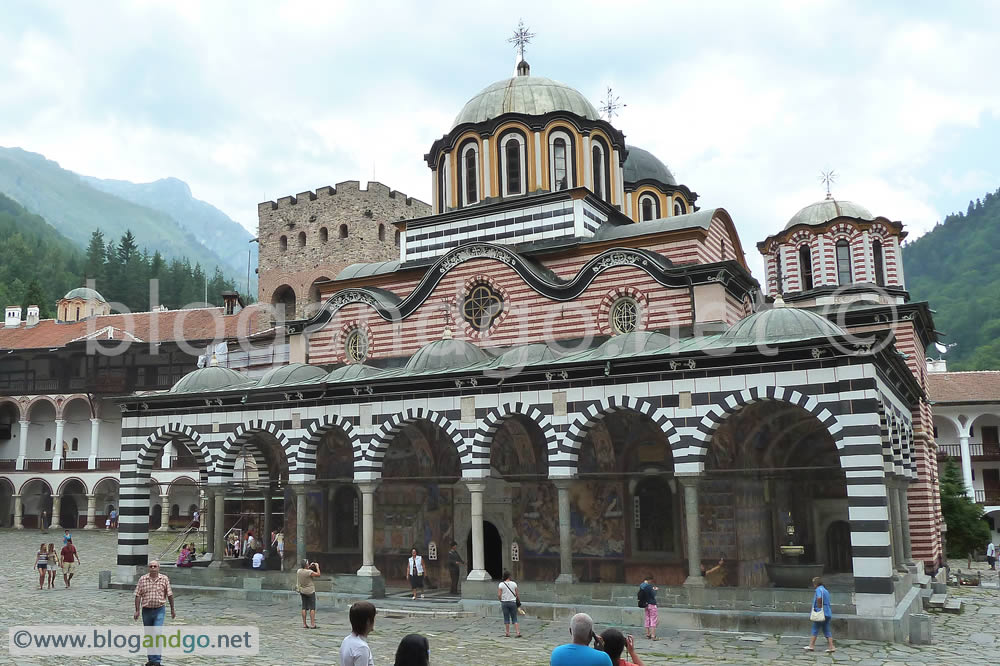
xmin=548 ymin=129 xmax=575 ymax=192
xmin=459 ymin=139 xmax=480 ymax=208
xmin=344 ymin=328 xmax=369 ymax=363
xmin=461 ymin=281 xmax=504 ymax=333
xmin=639 ymin=193 xmax=659 ymax=221
xmin=499 ymin=129 xmax=527 ymax=197
xmin=598 ymin=287 xmax=648 ymax=336
xmin=591 ymin=137 xmax=609 ymax=201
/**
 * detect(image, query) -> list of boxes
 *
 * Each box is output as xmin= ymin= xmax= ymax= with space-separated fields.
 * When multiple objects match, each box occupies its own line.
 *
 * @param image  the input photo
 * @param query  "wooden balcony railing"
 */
xmin=937 ymin=443 xmax=1000 ymax=459
xmin=24 ymin=458 xmax=53 ymax=471
xmin=63 ymin=459 xmax=89 ymax=471
xmin=96 ymin=458 xmax=121 ymax=470
xmin=974 ymin=489 xmax=1000 ymax=505
xmin=0 ymin=459 xmax=15 ymax=471
xmin=938 ymin=444 xmax=961 ymax=458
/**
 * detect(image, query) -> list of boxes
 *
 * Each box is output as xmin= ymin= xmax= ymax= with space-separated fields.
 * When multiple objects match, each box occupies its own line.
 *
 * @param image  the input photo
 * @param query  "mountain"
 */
xmin=904 ymin=188 xmax=1000 ymax=370
xmin=82 ymin=174 xmax=257 ymax=291
xmin=0 ymin=147 xmax=248 ymax=287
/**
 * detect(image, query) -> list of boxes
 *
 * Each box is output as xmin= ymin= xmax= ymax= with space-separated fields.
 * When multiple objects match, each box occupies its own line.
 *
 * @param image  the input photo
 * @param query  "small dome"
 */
xmin=169 ymin=366 xmax=252 ymax=394
xmin=255 ymin=363 xmax=327 ymax=388
xmin=597 ymin=331 xmax=674 ymax=358
xmin=326 ymin=363 xmax=383 ymax=383
xmin=785 ymin=197 xmax=873 ymax=230
xmin=623 ymin=146 xmax=677 ymax=186
xmin=723 ymin=306 xmax=846 ymax=342
xmin=63 ymin=287 xmax=106 ymax=302
xmin=452 ymin=75 xmax=600 ymax=129
xmin=405 ymin=337 xmax=493 ymax=373
xmin=494 ymin=343 xmax=560 ymax=368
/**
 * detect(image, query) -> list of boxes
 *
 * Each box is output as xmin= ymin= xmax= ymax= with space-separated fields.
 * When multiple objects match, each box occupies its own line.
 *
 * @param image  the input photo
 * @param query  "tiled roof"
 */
xmin=927 ymin=371 xmax=1000 ymax=404
xmin=0 ymin=306 xmax=270 ymax=351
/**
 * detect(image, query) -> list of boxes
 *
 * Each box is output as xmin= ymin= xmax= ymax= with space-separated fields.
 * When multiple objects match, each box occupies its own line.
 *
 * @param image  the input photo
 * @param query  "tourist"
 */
xmin=550 ymin=613 xmax=613 ymax=666
xmin=600 ymin=628 xmax=645 ymax=666
xmin=105 ymin=516 xmax=111 ymax=530
xmin=276 ymin=532 xmax=285 ymax=570
xmin=109 ymin=507 xmax=117 ymax=529
xmin=498 ymin=570 xmax=522 ymax=638
xmin=340 ymin=601 xmax=377 ymax=666
xmin=987 ymin=541 xmax=996 ymax=570
xmin=393 ymin=633 xmax=429 ymax=666
xmin=63 ymin=529 xmax=72 ymax=545
xmin=191 ymin=509 xmax=200 ymax=529
xmin=176 ymin=544 xmax=191 ymax=568
xmin=447 ymin=541 xmax=464 ymax=594
xmin=46 ymin=543 xmax=58 ymax=589
xmin=252 ymin=548 xmax=265 ymax=569
xmin=804 ymin=576 xmax=835 ymax=653
xmin=296 ymin=559 xmax=321 ymax=629
xmin=407 ymin=547 xmax=425 ymax=599
xmin=40 ymin=510 xmax=48 ymax=533
xmin=60 ymin=538 xmax=80 ymax=588
xmin=34 ymin=542 xmax=49 ymax=590
xmin=637 ymin=575 xmax=658 ymax=640
xmin=133 ymin=560 xmax=176 ymax=665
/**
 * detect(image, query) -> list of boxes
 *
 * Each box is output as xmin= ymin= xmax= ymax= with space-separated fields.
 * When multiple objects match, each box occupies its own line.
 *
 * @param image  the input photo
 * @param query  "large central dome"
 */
xmin=452 ymin=74 xmax=600 ymax=129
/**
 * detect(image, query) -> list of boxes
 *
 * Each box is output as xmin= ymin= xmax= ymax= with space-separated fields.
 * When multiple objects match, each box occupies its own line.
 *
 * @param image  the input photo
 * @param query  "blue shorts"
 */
xmin=811 ymin=617 xmax=832 ymax=638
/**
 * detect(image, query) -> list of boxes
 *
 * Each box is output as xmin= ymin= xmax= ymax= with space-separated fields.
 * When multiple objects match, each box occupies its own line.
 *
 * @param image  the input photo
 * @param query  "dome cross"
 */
xmin=600 ymin=87 xmax=626 ymax=121
xmin=820 ymin=169 xmax=837 ymax=199
xmin=507 ymin=19 xmax=535 ymax=64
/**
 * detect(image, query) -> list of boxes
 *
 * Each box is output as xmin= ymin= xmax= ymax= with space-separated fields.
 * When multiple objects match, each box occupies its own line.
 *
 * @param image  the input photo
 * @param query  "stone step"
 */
xmin=926 ymin=593 xmax=947 ymax=609
xmin=944 ymin=598 xmax=963 ymax=614
xmin=915 ymin=573 xmax=931 ymax=588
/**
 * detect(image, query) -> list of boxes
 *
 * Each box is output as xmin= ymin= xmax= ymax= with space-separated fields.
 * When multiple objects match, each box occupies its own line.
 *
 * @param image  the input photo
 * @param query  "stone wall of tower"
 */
xmin=257 ymin=181 xmax=430 ymax=319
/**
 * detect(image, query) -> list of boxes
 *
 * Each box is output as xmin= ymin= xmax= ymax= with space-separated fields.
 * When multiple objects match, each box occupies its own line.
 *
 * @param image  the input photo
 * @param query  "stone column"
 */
xmin=213 ymin=489 xmax=226 ymax=561
xmin=51 ymin=495 xmax=62 ymax=529
xmin=465 ymin=481 xmax=490 ymax=581
xmin=898 ymin=483 xmax=914 ymax=564
xmin=53 ymin=419 xmax=65 ymax=470
xmin=679 ymin=476 xmax=705 ymax=586
xmin=16 ymin=420 xmax=29 ymax=470
xmin=958 ymin=434 xmax=975 ymax=497
xmin=84 ymin=494 xmax=97 ymax=529
xmin=88 ymin=418 xmax=100 ymax=469
xmin=203 ymin=492 xmax=215 ymax=551
xmin=553 ymin=479 xmax=577 ymax=583
xmin=357 ymin=482 xmax=381 ymax=576
xmin=888 ymin=479 xmax=905 ymax=572
xmin=157 ymin=495 xmax=171 ymax=531
xmin=13 ymin=495 xmax=23 ymax=529
xmin=262 ymin=491 xmax=273 ymax=549
xmin=295 ymin=486 xmax=308 ymax=566
xmin=161 ymin=441 xmax=173 ymax=469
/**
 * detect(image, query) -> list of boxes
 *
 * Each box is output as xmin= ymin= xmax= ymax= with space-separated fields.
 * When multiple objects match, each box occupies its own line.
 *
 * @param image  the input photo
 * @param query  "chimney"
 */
xmin=25 ymin=305 xmax=40 ymax=326
xmin=4 ymin=306 xmax=21 ymax=328
xmin=221 ymin=291 xmax=244 ymax=316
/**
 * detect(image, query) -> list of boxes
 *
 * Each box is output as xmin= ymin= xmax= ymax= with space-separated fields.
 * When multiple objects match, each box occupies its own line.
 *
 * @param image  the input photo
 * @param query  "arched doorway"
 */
xmin=826 ymin=521 xmax=853 ymax=573
xmin=332 ymin=486 xmax=360 ymax=550
xmin=0 ymin=477 xmax=15 ymax=527
xmin=271 ymin=285 xmax=296 ymax=320
xmin=150 ymin=505 xmax=162 ymax=530
xmin=58 ymin=478 xmax=87 ymax=529
xmin=467 ymin=520 xmax=504 ymax=580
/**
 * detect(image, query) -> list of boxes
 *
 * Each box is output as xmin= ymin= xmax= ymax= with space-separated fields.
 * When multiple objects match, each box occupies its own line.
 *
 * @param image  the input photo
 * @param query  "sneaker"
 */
xmin=825 ymin=648 xmax=836 ymax=653
xmin=803 ymin=646 xmax=814 ymax=651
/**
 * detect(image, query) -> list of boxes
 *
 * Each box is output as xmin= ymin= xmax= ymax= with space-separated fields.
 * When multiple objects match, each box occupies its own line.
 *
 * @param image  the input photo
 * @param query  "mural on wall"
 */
xmin=570 ymin=481 xmax=625 ymax=557
xmin=316 ymin=432 xmax=354 ymax=480
xmin=306 ymin=489 xmax=324 ymax=551
xmin=513 ymin=483 xmax=558 ymax=556
xmin=374 ymin=484 xmax=454 ymax=554
xmin=283 ymin=485 xmax=296 ymax=546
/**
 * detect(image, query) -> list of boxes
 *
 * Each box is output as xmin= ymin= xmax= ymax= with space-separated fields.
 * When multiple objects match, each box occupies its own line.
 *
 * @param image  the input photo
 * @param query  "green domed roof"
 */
xmin=597 ymin=330 xmax=674 ymax=358
xmin=494 ymin=343 xmax=560 ymax=368
xmin=327 ymin=363 xmax=384 ymax=383
xmin=169 ymin=366 xmax=253 ymax=394
xmin=405 ymin=337 xmax=493 ymax=373
xmin=63 ymin=287 xmax=106 ymax=302
xmin=453 ymin=75 xmax=599 ymax=129
xmin=785 ymin=197 xmax=873 ymax=230
xmin=256 ymin=363 xmax=327 ymax=388
xmin=623 ymin=146 xmax=677 ymax=186
xmin=723 ymin=305 xmax=846 ymax=342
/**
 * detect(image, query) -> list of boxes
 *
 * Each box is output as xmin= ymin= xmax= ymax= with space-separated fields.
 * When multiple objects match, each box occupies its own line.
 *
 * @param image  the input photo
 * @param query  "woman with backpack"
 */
xmin=637 ymin=575 xmax=658 ymax=640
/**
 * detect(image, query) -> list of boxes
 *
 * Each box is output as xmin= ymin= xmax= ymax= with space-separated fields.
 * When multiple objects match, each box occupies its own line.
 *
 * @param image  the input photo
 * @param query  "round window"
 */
xmin=344 ymin=329 xmax=368 ymax=363
xmin=610 ymin=297 xmax=639 ymax=334
xmin=462 ymin=283 xmax=503 ymax=331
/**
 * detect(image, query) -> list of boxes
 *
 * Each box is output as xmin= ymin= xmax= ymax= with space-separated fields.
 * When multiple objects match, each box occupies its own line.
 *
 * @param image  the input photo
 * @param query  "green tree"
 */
xmin=940 ymin=460 xmax=991 ymax=564
xmin=84 ymin=229 xmax=106 ymax=285
xmin=20 ymin=280 xmax=47 ymax=318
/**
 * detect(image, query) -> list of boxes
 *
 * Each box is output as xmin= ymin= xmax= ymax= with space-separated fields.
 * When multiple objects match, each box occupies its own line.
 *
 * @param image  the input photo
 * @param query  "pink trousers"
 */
xmin=644 ymin=604 xmax=658 ymax=628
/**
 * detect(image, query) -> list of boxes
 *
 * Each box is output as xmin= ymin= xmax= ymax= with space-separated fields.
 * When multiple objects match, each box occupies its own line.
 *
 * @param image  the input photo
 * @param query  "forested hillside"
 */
xmin=904 ymin=187 xmax=1000 ymax=369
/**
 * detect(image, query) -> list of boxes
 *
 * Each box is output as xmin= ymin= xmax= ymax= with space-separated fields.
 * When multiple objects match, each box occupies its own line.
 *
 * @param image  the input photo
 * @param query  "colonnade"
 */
xmin=8 ymin=492 xmax=100 ymax=529
xmin=14 ymin=418 xmax=103 ymax=470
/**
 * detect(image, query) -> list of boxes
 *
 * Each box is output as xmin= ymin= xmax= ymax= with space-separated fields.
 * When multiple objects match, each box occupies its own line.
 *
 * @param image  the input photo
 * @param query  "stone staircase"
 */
xmin=920 ymin=567 xmax=963 ymax=614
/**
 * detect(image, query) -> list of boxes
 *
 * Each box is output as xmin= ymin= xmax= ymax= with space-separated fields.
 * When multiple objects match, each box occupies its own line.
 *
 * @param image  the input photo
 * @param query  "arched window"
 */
xmin=437 ymin=156 xmax=448 ymax=213
xmin=872 ymin=239 xmax=885 ymax=286
xmin=460 ymin=140 xmax=479 ymax=207
xmin=338 ymin=224 xmax=348 ymax=239
xmin=45 ymin=438 xmax=52 ymax=452
xmin=639 ymin=194 xmax=659 ymax=221
xmin=548 ymin=130 xmax=574 ymax=191
xmin=75 ymin=307 xmax=80 ymax=319
xmin=71 ymin=437 xmax=78 ymax=451
xmin=279 ymin=235 xmax=287 ymax=252
xmin=799 ymin=244 xmax=814 ymax=290
xmin=674 ymin=198 xmax=686 ymax=216
xmin=499 ymin=130 xmax=526 ymax=197
xmin=591 ymin=139 xmax=609 ymax=201
xmin=297 ymin=231 xmax=306 ymax=247
xmin=319 ymin=227 xmax=328 ymax=243
xmin=836 ymin=239 xmax=852 ymax=285
xmin=378 ymin=224 xmax=386 ymax=242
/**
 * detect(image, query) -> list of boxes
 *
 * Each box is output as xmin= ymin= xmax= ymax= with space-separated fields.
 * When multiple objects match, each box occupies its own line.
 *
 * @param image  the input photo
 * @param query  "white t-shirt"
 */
xmin=408 ymin=555 xmax=424 ymax=576
xmin=252 ymin=553 xmax=264 ymax=568
xmin=989 ymin=542 xmax=996 ymax=557
xmin=340 ymin=633 xmax=374 ymax=666
xmin=499 ymin=580 xmax=518 ymax=602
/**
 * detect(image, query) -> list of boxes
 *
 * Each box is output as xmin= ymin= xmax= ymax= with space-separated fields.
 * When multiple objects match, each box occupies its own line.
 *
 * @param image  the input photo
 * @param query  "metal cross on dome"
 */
xmin=600 ymin=87 xmax=626 ymax=121
xmin=820 ymin=169 xmax=837 ymax=198
xmin=508 ymin=19 xmax=535 ymax=62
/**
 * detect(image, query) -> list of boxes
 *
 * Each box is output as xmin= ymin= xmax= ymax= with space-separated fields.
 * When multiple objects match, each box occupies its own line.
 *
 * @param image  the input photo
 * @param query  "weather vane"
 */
xmin=508 ymin=19 xmax=535 ymax=62
xmin=820 ymin=170 xmax=837 ymax=198
xmin=600 ymin=87 xmax=626 ymax=121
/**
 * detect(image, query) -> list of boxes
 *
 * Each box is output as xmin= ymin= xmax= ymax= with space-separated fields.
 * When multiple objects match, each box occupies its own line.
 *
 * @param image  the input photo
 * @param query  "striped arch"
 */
xmin=876 ymin=402 xmax=895 ymax=476
xmin=471 ymin=402 xmax=559 ymax=478
xmin=215 ymin=420 xmax=293 ymax=484
xmin=364 ymin=408 xmax=466 ymax=476
xmin=556 ymin=395 xmax=680 ymax=478
xmin=138 ymin=424 xmax=211 ymax=484
xmin=295 ymin=414 xmax=361 ymax=482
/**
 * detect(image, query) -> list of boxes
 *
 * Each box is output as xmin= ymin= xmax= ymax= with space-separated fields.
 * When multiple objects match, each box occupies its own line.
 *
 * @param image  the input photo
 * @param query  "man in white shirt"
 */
xmin=340 ymin=602 xmax=376 ymax=666
xmin=252 ymin=550 xmax=264 ymax=569
xmin=987 ymin=541 xmax=996 ymax=570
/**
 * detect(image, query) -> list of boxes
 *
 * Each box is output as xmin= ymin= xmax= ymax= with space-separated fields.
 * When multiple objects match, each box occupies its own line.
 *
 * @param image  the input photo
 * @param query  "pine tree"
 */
xmin=117 ymin=230 xmax=138 ymax=264
xmin=84 ymin=229 xmax=106 ymax=286
xmin=21 ymin=280 xmax=47 ymax=318
xmin=940 ymin=460 xmax=991 ymax=563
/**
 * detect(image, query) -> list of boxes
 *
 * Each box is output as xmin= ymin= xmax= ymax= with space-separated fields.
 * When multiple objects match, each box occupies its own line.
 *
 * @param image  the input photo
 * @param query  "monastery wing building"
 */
xmin=110 ymin=59 xmax=942 ymax=639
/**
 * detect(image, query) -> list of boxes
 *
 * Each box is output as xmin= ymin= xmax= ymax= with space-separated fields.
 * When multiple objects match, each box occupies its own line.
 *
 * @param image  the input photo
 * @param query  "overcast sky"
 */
xmin=2 ymin=1 xmax=998 ymax=280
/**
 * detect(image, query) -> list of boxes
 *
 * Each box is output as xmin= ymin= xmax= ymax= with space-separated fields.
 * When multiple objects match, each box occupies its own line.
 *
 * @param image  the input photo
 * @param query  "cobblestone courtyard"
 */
xmin=0 ymin=529 xmax=997 ymax=665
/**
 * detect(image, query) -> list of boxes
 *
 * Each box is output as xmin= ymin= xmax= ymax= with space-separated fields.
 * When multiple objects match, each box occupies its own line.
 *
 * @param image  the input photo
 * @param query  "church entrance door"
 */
xmin=467 ymin=521 xmax=504 ymax=580
xmin=825 ymin=520 xmax=852 ymax=573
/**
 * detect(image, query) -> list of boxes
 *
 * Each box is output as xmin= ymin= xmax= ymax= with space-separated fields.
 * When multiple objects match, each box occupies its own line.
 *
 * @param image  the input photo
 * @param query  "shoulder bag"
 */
xmin=502 ymin=581 xmax=521 ymax=607
xmin=809 ymin=595 xmax=825 ymax=622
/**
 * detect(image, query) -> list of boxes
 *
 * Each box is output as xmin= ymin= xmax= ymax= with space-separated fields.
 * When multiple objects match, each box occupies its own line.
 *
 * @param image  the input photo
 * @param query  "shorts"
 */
xmin=811 ymin=617 xmax=832 ymax=638
xmin=37 ymin=563 xmax=47 ymax=570
xmin=300 ymin=593 xmax=316 ymax=611
xmin=644 ymin=604 xmax=658 ymax=628
xmin=501 ymin=601 xmax=518 ymax=624
xmin=409 ymin=574 xmax=424 ymax=589
xmin=63 ymin=561 xmax=78 ymax=574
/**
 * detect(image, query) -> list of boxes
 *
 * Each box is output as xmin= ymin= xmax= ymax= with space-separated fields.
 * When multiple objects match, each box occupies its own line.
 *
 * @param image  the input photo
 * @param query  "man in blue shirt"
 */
xmin=550 ymin=613 xmax=612 ymax=666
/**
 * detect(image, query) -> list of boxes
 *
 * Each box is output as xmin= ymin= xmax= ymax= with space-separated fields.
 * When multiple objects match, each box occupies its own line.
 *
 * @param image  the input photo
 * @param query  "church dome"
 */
xmin=327 ymin=363 xmax=383 ymax=383
xmin=597 ymin=330 xmax=674 ymax=357
xmin=785 ymin=197 xmax=874 ymax=230
xmin=452 ymin=74 xmax=600 ymax=129
xmin=63 ymin=287 xmax=106 ymax=302
xmin=723 ymin=304 xmax=846 ymax=342
xmin=255 ymin=363 xmax=327 ymax=388
xmin=623 ymin=146 xmax=677 ymax=186
xmin=169 ymin=366 xmax=253 ymax=394
xmin=405 ymin=336 xmax=494 ymax=373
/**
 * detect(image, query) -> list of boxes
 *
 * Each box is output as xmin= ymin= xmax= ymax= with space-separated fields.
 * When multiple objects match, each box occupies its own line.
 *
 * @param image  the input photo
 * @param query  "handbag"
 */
xmin=809 ymin=596 xmax=825 ymax=622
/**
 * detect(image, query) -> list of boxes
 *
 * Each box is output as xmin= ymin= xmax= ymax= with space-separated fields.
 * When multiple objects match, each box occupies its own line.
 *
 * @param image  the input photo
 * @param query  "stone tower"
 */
xmin=257 ymin=180 xmax=430 ymax=319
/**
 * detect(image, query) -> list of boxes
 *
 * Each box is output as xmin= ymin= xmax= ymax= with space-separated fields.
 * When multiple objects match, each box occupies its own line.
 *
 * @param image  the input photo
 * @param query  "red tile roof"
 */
xmin=927 ymin=371 xmax=1000 ymax=404
xmin=0 ymin=305 xmax=271 ymax=351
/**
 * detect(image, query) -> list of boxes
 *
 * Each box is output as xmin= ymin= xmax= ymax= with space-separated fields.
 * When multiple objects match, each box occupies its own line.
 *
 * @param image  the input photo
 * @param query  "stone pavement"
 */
xmin=0 ymin=529 xmax=997 ymax=665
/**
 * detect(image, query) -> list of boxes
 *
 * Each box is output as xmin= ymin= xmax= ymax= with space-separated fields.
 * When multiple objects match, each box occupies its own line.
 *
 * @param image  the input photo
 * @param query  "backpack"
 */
xmin=637 ymin=585 xmax=647 ymax=608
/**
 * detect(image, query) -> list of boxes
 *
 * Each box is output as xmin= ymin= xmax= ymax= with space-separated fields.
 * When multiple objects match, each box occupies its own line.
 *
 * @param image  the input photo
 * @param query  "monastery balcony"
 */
xmin=0 ymin=458 xmax=15 ymax=471
xmin=96 ymin=457 xmax=121 ymax=470
xmin=63 ymin=458 xmax=89 ymax=471
xmin=24 ymin=458 xmax=53 ymax=471
xmin=974 ymin=489 xmax=1000 ymax=505
xmin=937 ymin=442 xmax=1000 ymax=460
